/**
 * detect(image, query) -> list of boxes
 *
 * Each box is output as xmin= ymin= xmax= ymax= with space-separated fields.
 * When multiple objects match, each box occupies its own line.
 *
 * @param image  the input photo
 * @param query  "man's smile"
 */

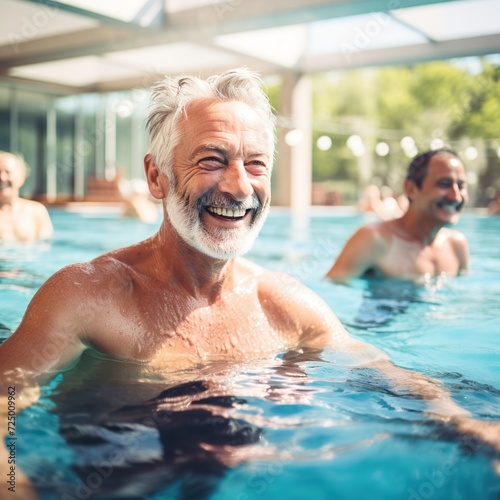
xmin=436 ymin=199 xmax=464 ymax=213
xmin=206 ymin=206 xmax=250 ymax=220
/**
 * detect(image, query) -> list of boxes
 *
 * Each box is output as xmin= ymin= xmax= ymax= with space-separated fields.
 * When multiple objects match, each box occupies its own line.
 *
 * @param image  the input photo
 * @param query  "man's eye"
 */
xmin=438 ymin=181 xmax=452 ymax=188
xmin=246 ymin=160 xmax=268 ymax=172
xmin=199 ymin=157 xmax=225 ymax=168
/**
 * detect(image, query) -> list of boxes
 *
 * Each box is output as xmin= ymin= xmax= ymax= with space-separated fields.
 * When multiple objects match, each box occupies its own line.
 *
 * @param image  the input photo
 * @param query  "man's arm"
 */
xmin=0 ymin=265 xmax=88 ymax=419
xmin=291 ymin=285 xmax=466 ymax=414
xmin=1 ymin=266 xmax=88 ymax=384
xmin=325 ymin=225 xmax=383 ymax=283
xmin=287 ymin=284 xmax=500 ymax=450
xmin=343 ymin=340 xmax=500 ymax=451
xmin=0 ymin=266 xmax=88 ymax=499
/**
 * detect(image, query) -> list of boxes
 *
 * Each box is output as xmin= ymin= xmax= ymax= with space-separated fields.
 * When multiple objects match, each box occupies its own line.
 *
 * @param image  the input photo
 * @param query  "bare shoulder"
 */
xmin=18 ymin=198 xmax=48 ymax=214
xmin=234 ymin=258 xmax=313 ymax=302
xmin=347 ymin=221 xmax=392 ymax=254
xmin=437 ymin=227 xmax=469 ymax=250
xmin=0 ymin=249 xmax=142 ymax=378
xmin=326 ymin=221 xmax=390 ymax=281
xmin=440 ymin=228 xmax=469 ymax=271
xmin=237 ymin=259 xmax=350 ymax=349
xmin=36 ymin=255 xmax=132 ymax=309
xmin=444 ymin=227 xmax=467 ymax=243
xmin=33 ymin=244 xmax=143 ymax=323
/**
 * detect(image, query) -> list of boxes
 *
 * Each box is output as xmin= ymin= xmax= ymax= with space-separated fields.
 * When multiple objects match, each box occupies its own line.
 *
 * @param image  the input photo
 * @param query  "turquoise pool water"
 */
xmin=1 ymin=210 xmax=500 ymax=499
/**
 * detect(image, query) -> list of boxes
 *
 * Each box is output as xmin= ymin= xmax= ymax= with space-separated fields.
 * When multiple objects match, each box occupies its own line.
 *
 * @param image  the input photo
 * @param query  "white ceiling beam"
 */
xmin=0 ymin=0 xmax=458 ymax=68
xmin=302 ymin=33 xmax=500 ymax=73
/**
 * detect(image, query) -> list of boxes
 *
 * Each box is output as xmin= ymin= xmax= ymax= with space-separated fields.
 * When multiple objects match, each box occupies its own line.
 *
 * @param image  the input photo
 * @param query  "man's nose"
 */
xmin=449 ymin=183 xmax=463 ymax=201
xmin=0 ymin=170 xmax=9 ymax=182
xmin=218 ymin=161 xmax=253 ymax=201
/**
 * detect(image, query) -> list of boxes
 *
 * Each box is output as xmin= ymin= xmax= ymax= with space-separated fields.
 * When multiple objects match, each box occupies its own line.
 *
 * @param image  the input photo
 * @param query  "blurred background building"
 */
xmin=1 ymin=0 xmax=499 ymax=211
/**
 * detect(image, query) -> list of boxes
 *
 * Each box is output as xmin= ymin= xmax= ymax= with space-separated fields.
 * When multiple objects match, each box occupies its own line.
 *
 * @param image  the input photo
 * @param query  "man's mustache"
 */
xmin=196 ymin=190 xmax=263 ymax=222
xmin=437 ymin=198 xmax=465 ymax=212
xmin=0 ymin=181 xmax=12 ymax=189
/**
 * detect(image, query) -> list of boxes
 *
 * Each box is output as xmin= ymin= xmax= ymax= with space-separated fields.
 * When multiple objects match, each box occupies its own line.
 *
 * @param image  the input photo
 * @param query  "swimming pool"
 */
xmin=1 ymin=209 xmax=500 ymax=499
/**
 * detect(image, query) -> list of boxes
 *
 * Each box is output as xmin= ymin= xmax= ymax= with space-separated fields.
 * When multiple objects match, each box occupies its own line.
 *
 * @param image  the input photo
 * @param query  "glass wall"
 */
xmin=0 ymin=82 xmax=149 ymax=202
xmin=15 ymin=88 xmax=49 ymax=198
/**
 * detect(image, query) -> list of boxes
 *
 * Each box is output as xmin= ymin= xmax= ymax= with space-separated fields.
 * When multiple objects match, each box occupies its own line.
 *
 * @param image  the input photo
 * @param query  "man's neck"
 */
xmin=396 ymin=209 xmax=443 ymax=245
xmin=152 ymin=223 xmax=236 ymax=303
xmin=0 ymin=195 xmax=16 ymax=212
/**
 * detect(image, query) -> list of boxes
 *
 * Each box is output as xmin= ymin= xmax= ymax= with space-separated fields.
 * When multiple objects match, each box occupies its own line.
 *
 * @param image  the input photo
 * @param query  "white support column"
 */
xmin=276 ymin=71 xmax=312 ymax=236
xmin=95 ymin=95 xmax=106 ymax=178
xmin=105 ymin=98 xmax=117 ymax=181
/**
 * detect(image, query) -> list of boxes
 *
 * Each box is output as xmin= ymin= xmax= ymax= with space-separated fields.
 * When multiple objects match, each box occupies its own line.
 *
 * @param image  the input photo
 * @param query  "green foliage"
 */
xmin=310 ymin=58 xmax=500 ymax=198
xmin=461 ymin=64 xmax=500 ymax=139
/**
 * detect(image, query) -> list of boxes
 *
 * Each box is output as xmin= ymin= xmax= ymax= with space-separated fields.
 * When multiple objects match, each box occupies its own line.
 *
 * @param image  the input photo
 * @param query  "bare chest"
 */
xmin=376 ymin=237 xmax=459 ymax=278
xmin=0 ymin=206 xmax=37 ymax=241
xmin=85 ymin=288 xmax=287 ymax=369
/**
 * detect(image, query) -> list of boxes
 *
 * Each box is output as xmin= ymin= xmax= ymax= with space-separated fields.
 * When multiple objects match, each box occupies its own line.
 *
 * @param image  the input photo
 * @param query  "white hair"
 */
xmin=146 ymin=68 xmax=276 ymax=180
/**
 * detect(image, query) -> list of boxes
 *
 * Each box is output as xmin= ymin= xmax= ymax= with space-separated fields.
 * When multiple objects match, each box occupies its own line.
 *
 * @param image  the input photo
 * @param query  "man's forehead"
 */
xmin=429 ymin=153 xmax=465 ymax=174
xmin=179 ymin=100 xmax=271 ymax=153
xmin=0 ymin=155 xmax=19 ymax=170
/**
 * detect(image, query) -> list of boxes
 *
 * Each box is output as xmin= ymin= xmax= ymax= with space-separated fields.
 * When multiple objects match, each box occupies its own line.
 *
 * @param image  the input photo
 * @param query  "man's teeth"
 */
xmin=208 ymin=206 xmax=247 ymax=218
xmin=440 ymin=203 xmax=458 ymax=212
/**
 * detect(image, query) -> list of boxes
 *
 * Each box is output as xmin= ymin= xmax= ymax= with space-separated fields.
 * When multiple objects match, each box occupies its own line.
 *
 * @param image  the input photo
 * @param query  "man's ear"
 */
xmin=404 ymin=178 xmax=418 ymax=203
xmin=144 ymin=154 xmax=168 ymax=200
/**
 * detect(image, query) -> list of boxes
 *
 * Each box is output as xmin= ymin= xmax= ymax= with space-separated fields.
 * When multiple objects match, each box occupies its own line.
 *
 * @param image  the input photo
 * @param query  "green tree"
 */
xmin=309 ymin=59 xmax=500 ymax=200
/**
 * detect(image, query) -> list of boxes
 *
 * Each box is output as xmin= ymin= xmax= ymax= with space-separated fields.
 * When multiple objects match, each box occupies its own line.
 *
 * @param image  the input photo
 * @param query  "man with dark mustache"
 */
xmin=326 ymin=149 xmax=469 ymax=283
xmin=0 ymin=151 xmax=53 ymax=242
xmin=0 ymin=72 xmax=496 ymax=499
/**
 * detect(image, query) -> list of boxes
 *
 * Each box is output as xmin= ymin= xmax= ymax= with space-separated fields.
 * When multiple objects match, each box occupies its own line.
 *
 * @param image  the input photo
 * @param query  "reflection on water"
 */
xmin=0 ymin=266 xmax=42 ymax=290
xmin=346 ymin=278 xmax=451 ymax=331
xmin=60 ymin=382 xmax=261 ymax=499
xmin=36 ymin=350 xmax=320 ymax=499
xmin=0 ymin=246 xmax=44 ymax=286
xmin=22 ymin=346 xmax=499 ymax=499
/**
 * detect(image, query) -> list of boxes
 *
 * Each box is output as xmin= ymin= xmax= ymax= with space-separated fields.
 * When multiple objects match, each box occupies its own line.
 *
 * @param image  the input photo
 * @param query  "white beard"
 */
xmin=166 ymin=188 xmax=269 ymax=260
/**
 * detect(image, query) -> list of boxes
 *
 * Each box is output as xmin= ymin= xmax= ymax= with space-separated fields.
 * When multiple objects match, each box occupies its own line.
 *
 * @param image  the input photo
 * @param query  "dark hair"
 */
xmin=406 ymin=148 xmax=462 ymax=188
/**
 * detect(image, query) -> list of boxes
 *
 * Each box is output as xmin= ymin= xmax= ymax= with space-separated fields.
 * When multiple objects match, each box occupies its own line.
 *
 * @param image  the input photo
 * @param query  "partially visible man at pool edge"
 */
xmin=0 ymin=151 xmax=54 ymax=242
xmin=0 ymin=71 xmax=497 ymax=498
xmin=326 ymin=149 xmax=469 ymax=283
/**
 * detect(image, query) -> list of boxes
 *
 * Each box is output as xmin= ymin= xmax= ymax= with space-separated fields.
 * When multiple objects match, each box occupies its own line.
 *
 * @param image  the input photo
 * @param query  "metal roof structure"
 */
xmin=1 ymin=0 xmax=500 ymax=93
